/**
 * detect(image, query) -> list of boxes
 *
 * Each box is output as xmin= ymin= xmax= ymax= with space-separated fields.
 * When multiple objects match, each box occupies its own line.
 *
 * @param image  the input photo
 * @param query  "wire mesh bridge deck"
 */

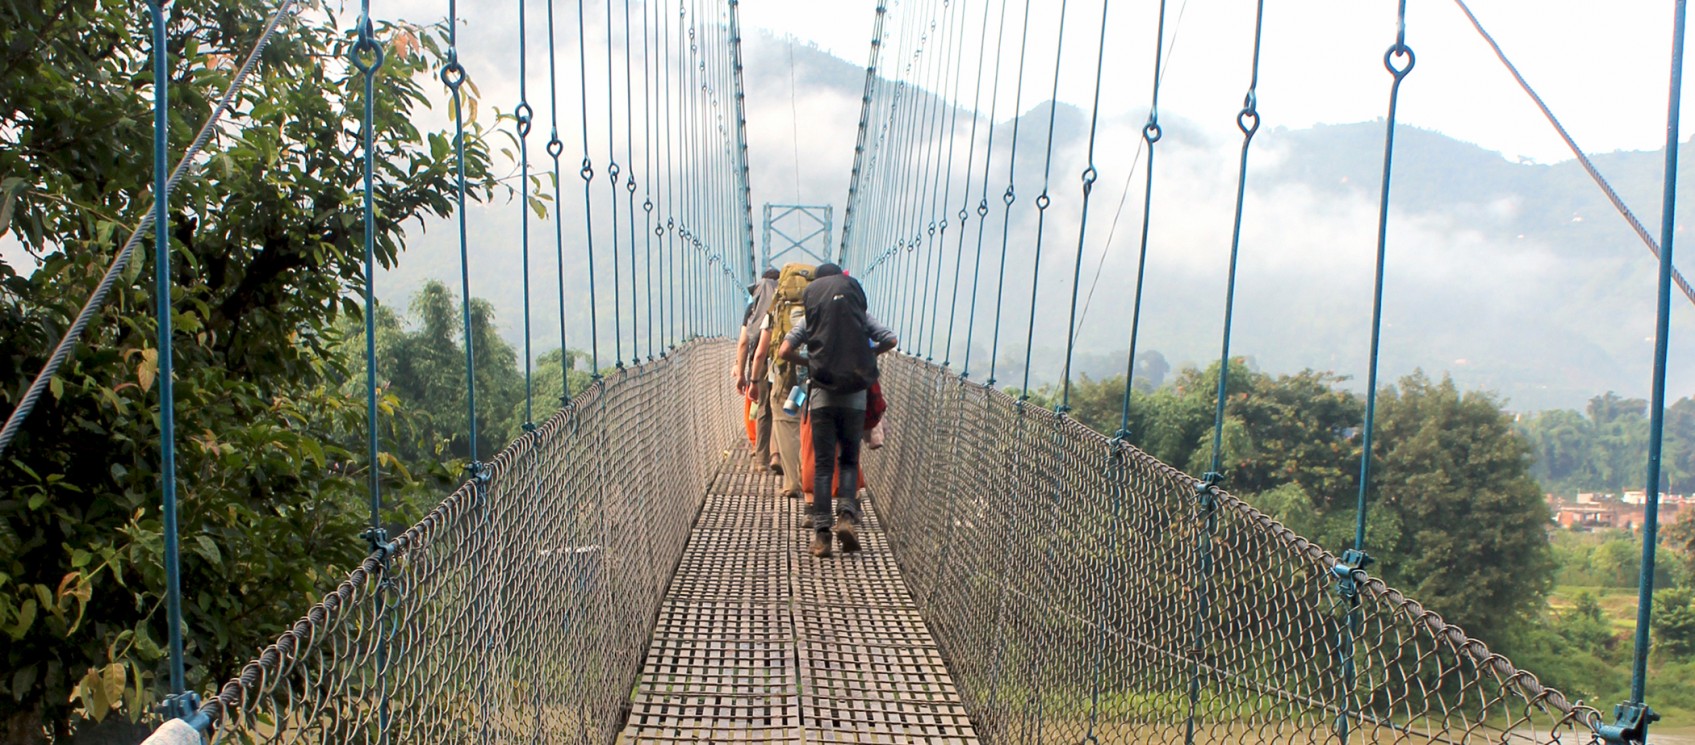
xmin=618 ymin=456 xmax=976 ymax=743
xmin=174 ymin=342 xmax=1602 ymax=744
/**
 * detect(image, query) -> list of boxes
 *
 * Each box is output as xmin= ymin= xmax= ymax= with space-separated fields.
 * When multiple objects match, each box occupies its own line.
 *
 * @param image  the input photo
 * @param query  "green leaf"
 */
xmin=11 ymin=665 xmax=37 ymax=702
xmin=7 ymin=599 xmax=36 ymax=640
xmin=0 ymin=176 xmax=27 ymax=237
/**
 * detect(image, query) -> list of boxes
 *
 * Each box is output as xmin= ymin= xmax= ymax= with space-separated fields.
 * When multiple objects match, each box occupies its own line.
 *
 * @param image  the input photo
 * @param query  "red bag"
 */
xmin=864 ymin=382 xmax=887 ymax=431
xmin=743 ymin=395 xmax=757 ymax=448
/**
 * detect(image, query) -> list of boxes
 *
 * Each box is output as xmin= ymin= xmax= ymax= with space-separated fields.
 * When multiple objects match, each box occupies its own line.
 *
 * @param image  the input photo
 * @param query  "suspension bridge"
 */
xmin=2 ymin=0 xmax=1690 ymax=742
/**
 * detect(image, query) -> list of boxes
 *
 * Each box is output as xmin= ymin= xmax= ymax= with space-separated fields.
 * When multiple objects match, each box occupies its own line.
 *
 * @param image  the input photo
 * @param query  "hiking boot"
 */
xmin=769 ymin=462 xmax=783 ymax=476
xmin=834 ymin=514 xmax=861 ymax=554
xmin=796 ymin=512 xmax=814 ymax=529
xmin=809 ymin=530 xmax=832 ymax=558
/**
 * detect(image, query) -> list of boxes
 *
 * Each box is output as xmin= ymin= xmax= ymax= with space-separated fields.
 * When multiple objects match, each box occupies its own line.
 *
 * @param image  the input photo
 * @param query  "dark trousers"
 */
xmin=810 ymin=406 xmax=864 ymax=523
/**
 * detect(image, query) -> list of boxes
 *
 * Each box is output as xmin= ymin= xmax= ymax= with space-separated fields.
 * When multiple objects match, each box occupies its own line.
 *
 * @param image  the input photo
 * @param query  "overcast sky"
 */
xmin=743 ymin=0 xmax=1695 ymax=168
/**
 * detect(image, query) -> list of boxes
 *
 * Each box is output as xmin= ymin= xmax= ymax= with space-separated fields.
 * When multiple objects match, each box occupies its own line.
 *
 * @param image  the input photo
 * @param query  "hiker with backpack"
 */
xmin=777 ymin=263 xmax=897 ymax=558
xmin=735 ymin=268 xmax=781 ymax=470
xmin=750 ymin=263 xmax=816 ymax=501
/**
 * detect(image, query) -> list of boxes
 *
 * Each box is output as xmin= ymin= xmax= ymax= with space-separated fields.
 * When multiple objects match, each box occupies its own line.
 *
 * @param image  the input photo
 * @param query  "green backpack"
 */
xmin=768 ymin=262 xmax=815 ymax=391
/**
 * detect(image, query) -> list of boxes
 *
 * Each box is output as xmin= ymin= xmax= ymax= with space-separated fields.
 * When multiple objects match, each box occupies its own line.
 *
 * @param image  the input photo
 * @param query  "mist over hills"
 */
xmin=379 ymin=30 xmax=1695 ymax=413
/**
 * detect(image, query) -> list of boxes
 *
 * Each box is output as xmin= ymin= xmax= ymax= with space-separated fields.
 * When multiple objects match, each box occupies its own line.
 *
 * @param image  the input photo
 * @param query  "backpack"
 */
xmin=768 ymin=263 xmax=815 ymax=391
xmin=801 ymin=273 xmax=879 ymax=394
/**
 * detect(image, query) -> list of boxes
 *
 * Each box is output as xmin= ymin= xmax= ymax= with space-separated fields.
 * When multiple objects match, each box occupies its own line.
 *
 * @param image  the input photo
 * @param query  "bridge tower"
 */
xmin=760 ymin=203 xmax=833 ymax=269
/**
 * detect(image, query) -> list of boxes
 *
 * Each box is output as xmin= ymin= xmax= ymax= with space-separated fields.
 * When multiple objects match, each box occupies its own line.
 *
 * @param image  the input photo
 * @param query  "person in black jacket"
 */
xmin=777 ymin=263 xmax=897 ymax=558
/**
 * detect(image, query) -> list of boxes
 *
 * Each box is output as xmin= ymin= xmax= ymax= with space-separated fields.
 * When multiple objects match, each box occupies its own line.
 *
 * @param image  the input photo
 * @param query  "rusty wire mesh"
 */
xmin=179 ymin=340 xmax=736 ymax=744
xmin=867 ymin=353 xmax=1605 ymax=745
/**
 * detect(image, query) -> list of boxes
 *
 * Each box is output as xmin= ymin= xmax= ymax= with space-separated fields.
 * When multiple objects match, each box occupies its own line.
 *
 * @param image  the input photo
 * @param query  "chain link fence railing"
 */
xmin=868 ymin=353 xmax=1604 ymax=745
xmin=157 ymin=340 xmax=736 ymax=744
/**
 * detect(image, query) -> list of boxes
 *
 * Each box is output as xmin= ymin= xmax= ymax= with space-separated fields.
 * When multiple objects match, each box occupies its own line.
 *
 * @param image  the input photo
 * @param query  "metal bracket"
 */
xmin=1598 ymin=701 xmax=1658 ymax=744
xmin=160 ymin=691 xmax=208 ymax=729
xmin=1331 ymin=548 xmax=1375 ymax=603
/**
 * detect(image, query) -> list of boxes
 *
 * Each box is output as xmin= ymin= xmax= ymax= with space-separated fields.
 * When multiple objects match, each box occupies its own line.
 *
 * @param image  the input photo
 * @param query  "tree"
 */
xmin=0 ymin=0 xmax=495 ymax=736
xmin=1652 ymin=587 xmax=1695 ymax=659
xmin=1372 ymin=372 xmax=1555 ymax=638
xmin=370 ymin=281 xmax=524 ymax=463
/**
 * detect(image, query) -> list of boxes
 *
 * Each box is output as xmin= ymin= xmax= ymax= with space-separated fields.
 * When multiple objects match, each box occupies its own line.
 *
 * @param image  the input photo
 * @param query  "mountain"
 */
xmin=377 ymin=29 xmax=1695 ymax=413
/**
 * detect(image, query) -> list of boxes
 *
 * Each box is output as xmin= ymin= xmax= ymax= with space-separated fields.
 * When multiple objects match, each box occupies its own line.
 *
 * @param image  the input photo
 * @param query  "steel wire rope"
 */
xmin=1014 ymin=0 xmax=1067 ymax=399
xmin=1451 ymin=0 xmax=1695 ymax=309
xmin=0 ymin=0 xmax=301 ymax=459
xmin=880 ymin=4 xmax=931 ymax=287
xmin=546 ymin=0 xmax=573 ymax=403
xmin=864 ymin=7 xmax=921 ymax=283
xmin=516 ymin=0 xmax=536 ymax=426
xmin=986 ymin=0 xmax=1034 ymax=386
xmin=573 ymin=0 xmax=604 ymax=375
xmin=921 ymin=0 xmax=969 ymax=361
xmin=622 ymin=0 xmax=641 ymax=362
xmin=642 ymin=0 xmax=656 ymax=359
xmin=912 ymin=0 xmax=963 ymax=356
xmin=880 ymin=4 xmax=935 ymax=317
xmin=895 ymin=4 xmax=948 ymax=343
xmin=1044 ymin=6 xmax=1109 ymax=739
xmin=441 ymin=0 xmax=482 ymax=469
xmin=662 ymin=0 xmax=676 ymax=351
xmin=1114 ymin=0 xmax=1170 ymax=438
xmin=1183 ymin=2 xmax=1266 ymax=743
xmin=606 ymin=0 xmax=625 ymax=367
xmin=728 ymin=0 xmax=756 ymax=278
xmin=1335 ymin=2 xmax=1415 ymax=742
xmin=1014 ymin=11 xmax=1073 ymax=739
xmin=959 ymin=0 xmax=1011 ymax=379
xmin=907 ymin=3 xmax=956 ymax=345
xmin=1058 ymin=0 xmax=1107 ymax=411
xmin=923 ymin=0 xmax=992 ymax=603
xmin=348 ymin=1 xmax=396 ymax=738
xmin=941 ymin=0 xmax=993 ymax=368
xmin=840 ymin=4 xmax=892 ymax=263
xmin=1074 ymin=0 xmax=1190 ymax=335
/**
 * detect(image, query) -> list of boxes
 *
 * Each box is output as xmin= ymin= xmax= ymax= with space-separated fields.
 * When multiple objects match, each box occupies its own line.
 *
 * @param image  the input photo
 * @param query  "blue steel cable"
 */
xmin=442 ymin=0 xmax=479 ymax=463
xmin=1115 ymin=0 xmax=1169 ymax=439
xmin=1016 ymin=0 xmax=1067 ymax=400
xmin=922 ymin=0 xmax=967 ymax=361
xmin=986 ymin=0 xmax=1033 ymax=386
xmin=913 ymin=1 xmax=961 ymax=357
xmin=1059 ymin=1 xmax=1108 ymax=412
xmin=941 ymin=0 xmax=992 ymax=367
xmin=622 ymin=0 xmax=640 ymax=362
xmin=1206 ymin=0 xmax=1264 ymax=476
xmin=146 ymin=0 xmax=190 ymax=718
xmin=607 ymin=0 xmax=624 ymax=368
xmin=1609 ymin=2 xmax=1687 ymax=741
xmin=1337 ymin=3 xmax=1413 ymax=742
xmin=959 ymin=0 xmax=1008 ymax=379
xmin=516 ymin=0 xmax=535 ymax=426
xmin=662 ymin=0 xmax=675 ymax=351
xmin=1188 ymin=3 xmax=1264 ymax=743
xmin=895 ymin=6 xmax=945 ymax=344
xmin=546 ymin=0 xmax=573 ymax=403
xmin=643 ymin=0 xmax=656 ymax=359
xmin=576 ymin=0 xmax=602 ymax=376
xmin=349 ymin=5 xmax=391 ymax=739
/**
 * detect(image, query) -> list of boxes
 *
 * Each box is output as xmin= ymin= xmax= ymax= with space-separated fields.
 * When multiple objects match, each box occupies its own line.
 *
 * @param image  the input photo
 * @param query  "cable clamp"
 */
xmin=1330 ymin=548 xmax=1374 ymax=602
xmin=160 ymin=691 xmax=206 ymax=727
xmin=1195 ymin=471 xmax=1221 ymax=512
xmin=1598 ymin=702 xmax=1657 ymax=744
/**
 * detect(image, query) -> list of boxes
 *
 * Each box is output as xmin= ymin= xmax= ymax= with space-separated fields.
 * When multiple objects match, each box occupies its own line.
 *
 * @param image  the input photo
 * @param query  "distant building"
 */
xmin=1577 ymin=492 xmax=1600 ymax=504
xmin=1623 ymin=490 xmax=1648 ymax=505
